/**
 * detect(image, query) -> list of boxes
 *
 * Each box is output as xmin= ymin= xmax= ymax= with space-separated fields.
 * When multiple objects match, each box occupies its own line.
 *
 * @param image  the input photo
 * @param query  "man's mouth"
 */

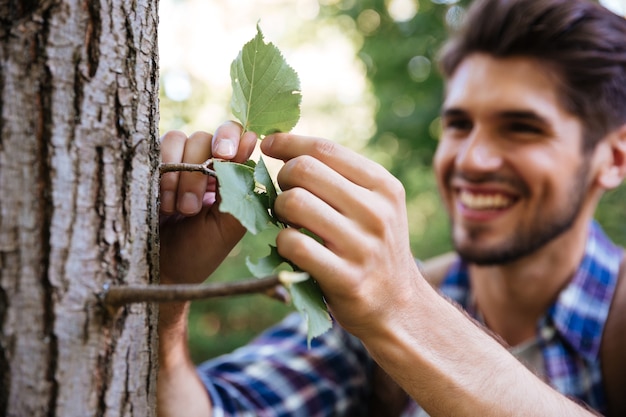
xmin=458 ymin=190 xmax=515 ymax=211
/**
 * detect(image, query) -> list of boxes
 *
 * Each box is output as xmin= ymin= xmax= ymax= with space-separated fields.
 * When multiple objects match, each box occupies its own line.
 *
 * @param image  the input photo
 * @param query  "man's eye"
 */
xmin=509 ymin=122 xmax=543 ymax=134
xmin=445 ymin=119 xmax=473 ymax=131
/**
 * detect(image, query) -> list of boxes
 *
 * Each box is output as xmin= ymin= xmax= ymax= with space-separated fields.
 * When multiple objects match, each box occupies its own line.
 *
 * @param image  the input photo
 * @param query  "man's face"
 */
xmin=433 ymin=54 xmax=593 ymax=265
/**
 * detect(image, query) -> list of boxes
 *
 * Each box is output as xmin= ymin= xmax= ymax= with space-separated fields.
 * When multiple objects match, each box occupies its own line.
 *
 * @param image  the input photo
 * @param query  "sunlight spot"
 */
xmin=163 ymin=70 xmax=192 ymax=102
xmin=386 ymin=0 xmax=419 ymax=22
xmin=392 ymin=96 xmax=416 ymax=118
xmin=379 ymin=132 xmax=400 ymax=156
xmin=445 ymin=5 xmax=465 ymax=29
xmin=357 ymin=9 xmax=381 ymax=35
xmin=296 ymin=0 xmax=320 ymax=20
xmin=429 ymin=117 xmax=442 ymax=140
xmin=408 ymin=55 xmax=431 ymax=82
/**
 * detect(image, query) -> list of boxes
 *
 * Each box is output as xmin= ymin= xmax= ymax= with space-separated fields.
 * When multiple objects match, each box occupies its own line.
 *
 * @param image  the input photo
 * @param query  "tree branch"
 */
xmin=103 ymin=275 xmax=280 ymax=307
xmin=101 ymin=271 xmax=309 ymax=308
xmin=159 ymin=158 xmax=217 ymax=177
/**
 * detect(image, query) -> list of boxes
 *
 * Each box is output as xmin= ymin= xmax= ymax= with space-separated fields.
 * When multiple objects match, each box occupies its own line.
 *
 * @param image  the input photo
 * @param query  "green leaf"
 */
xmin=288 ymin=279 xmax=332 ymax=347
xmin=246 ymin=245 xmax=286 ymax=278
xmin=245 ymin=244 xmax=333 ymax=344
xmin=214 ymin=160 xmax=273 ymax=235
xmin=226 ymin=25 xmax=330 ymax=345
xmin=230 ymin=24 xmax=302 ymax=136
xmin=254 ymin=156 xmax=278 ymax=213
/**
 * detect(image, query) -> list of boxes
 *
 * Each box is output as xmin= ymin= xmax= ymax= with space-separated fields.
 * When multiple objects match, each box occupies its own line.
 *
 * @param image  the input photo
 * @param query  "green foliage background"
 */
xmin=159 ymin=0 xmax=626 ymax=364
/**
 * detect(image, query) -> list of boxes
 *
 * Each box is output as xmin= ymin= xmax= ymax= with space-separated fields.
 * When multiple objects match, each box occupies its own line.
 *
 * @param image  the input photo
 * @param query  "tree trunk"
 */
xmin=0 ymin=0 xmax=160 ymax=416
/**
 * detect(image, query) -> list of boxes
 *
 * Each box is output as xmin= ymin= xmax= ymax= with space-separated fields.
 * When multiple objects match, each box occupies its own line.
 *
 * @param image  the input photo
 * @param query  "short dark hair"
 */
xmin=438 ymin=0 xmax=626 ymax=151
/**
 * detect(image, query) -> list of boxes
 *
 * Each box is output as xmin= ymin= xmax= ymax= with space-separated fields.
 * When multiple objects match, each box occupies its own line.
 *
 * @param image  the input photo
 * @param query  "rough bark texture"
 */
xmin=0 ymin=0 xmax=160 ymax=416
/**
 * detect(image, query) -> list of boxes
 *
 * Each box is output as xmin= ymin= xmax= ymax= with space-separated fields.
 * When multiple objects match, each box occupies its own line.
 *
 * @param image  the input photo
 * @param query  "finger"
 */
xmin=212 ymin=121 xmax=243 ymax=160
xmin=160 ymin=131 xmax=188 ymax=215
xmin=276 ymin=153 xmax=407 ymax=238
xmin=261 ymin=133 xmax=389 ymax=191
xmin=277 ymin=154 xmax=368 ymax=218
xmin=177 ymin=131 xmax=213 ymax=215
xmin=274 ymin=187 xmax=359 ymax=257
xmin=213 ymin=121 xmax=258 ymax=163
xmin=233 ymin=130 xmax=258 ymax=163
xmin=275 ymin=227 xmax=348 ymax=294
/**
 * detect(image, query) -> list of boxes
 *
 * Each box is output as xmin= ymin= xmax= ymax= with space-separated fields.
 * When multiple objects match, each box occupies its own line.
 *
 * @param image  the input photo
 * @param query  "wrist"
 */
xmin=158 ymin=301 xmax=189 ymax=329
xmin=359 ymin=284 xmax=578 ymax=417
xmin=158 ymin=301 xmax=191 ymax=369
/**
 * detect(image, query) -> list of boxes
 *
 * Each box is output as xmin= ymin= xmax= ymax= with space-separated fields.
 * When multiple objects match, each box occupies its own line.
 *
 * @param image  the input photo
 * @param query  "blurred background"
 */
xmin=158 ymin=0 xmax=626 ymax=363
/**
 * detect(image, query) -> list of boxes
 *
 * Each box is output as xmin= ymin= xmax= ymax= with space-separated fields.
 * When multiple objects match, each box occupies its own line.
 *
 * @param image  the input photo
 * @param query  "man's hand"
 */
xmin=261 ymin=133 xmax=597 ymax=417
xmin=157 ymin=122 xmax=256 ymax=417
xmin=260 ymin=132 xmax=423 ymax=337
xmin=159 ymin=121 xmax=257 ymax=286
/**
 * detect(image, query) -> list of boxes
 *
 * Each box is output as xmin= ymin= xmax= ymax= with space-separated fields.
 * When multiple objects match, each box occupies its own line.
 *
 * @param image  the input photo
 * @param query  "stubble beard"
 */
xmin=451 ymin=161 xmax=591 ymax=266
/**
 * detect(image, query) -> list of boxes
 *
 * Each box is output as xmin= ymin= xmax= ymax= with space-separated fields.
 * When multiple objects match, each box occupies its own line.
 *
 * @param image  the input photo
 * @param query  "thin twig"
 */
xmin=102 ymin=275 xmax=285 ymax=307
xmin=101 ymin=272 xmax=308 ymax=309
xmin=159 ymin=158 xmax=217 ymax=177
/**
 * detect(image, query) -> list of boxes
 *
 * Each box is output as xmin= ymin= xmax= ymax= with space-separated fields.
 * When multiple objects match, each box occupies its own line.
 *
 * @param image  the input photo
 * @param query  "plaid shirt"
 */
xmin=197 ymin=221 xmax=623 ymax=416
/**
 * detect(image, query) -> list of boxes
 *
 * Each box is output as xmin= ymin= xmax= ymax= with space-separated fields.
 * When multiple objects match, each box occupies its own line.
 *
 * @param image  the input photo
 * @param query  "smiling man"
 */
xmin=437 ymin=55 xmax=592 ymax=266
xmin=157 ymin=0 xmax=626 ymax=416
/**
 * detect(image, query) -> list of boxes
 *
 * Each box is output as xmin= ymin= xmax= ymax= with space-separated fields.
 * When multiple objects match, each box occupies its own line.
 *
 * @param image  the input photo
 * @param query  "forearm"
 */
xmin=361 ymin=282 xmax=596 ymax=417
xmin=157 ymin=302 xmax=212 ymax=417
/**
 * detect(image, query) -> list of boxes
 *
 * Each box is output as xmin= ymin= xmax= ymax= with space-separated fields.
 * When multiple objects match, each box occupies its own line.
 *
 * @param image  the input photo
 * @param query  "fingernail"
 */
xmin=179 ymin=192 xmax=200 ymax=214
xmin=161 ymin=191 xmax=175 ymax=212
xmin=215 ymin=139 xmax=236 ymax=158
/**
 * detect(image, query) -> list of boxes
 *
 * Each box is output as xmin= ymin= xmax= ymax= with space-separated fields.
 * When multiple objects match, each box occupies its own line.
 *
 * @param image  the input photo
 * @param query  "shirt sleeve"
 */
xmin=196 ymin=312 xmax=373 ymax=417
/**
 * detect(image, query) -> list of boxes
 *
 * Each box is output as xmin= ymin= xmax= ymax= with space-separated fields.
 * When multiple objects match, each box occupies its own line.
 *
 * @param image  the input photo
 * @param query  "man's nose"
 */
xmin=455 ymin=128 xmax=503 ymax=172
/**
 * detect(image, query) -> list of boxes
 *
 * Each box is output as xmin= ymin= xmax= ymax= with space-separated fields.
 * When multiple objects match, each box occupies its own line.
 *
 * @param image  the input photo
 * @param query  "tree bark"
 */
xmin=0 ymin=0 xmax=160 ymax=416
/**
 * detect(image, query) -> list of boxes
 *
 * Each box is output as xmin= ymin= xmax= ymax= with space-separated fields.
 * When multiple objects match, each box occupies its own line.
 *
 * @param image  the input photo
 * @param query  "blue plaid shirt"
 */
xmin=197 ymin=221 xmax=623 ymax=416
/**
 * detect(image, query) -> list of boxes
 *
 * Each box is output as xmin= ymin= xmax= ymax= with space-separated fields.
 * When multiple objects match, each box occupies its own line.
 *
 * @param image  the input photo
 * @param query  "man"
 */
xmin=157 ymin=0 xmax=626 ymax=415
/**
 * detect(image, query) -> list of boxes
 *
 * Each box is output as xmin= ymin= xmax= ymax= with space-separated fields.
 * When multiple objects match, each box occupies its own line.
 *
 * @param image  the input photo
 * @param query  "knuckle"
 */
xmin=160 ymin=131 xmax=187 ymax=163
xmin=275 ymin=188 xmax=308 ymax=221
xmin=311 ymin=139 xmax=338 ymax=159
xmin=280 ymin=156 xmax=318 ymax=187
xmin=289 ymin=155 xmax=317 ymax=177
xmin=366 ymin=210 xmax=389 ymax=235
xmin=182 ymin=133 xmax=213 ymax=164
xmin=276 ymin=229 xmax=310 ymax=260
xmin=383 ymin=175 xmax=406 ymax=202
xmin=282 ymin=187 xmax=308 ymax=211
xmin=360 ymin=191 xmax=405 ymax=237
xmin=280 ymin=235 xmax=307 ymax=259
xmin=357 ymin=238 xmax=380 ymax=262
xmin=160 ymin=130 xmax=187 ymax=143
xmin=188 ymin=131 xmax=212 ymax=141
xmin=359 ymin=200 xmax=390 ymax=236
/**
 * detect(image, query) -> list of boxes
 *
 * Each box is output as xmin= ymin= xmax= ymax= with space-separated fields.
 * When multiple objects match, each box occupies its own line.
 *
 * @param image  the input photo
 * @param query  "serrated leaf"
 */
xmin=214 ymin=160 xmax=273 ymax=235
xmin=254 ymin=156 xmax=278 ymax=211
xmin=289 ymin=279 xmax=332 ymax=347
xmin=246 ymin=244 xmax=332 ymax=344
xmin=246 ymin=245 xmax=286 ymax=278
xmin=230 ymin=24 xmax=302 ymax=136
xmin=227 ymin=25 xmax=329 ymax=345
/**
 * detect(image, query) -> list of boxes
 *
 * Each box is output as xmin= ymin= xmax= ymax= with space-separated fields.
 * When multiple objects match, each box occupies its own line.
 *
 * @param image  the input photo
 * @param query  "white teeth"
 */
xmin=459 ymin=191 xmax=513 ymax=210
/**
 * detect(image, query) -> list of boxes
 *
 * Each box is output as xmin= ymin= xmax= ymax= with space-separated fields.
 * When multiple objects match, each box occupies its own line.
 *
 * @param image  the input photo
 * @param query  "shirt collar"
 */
xmin=549 ymin=221 xmax=623 ymax=361
xmin=439 ymin=221 xmax=624 ymax=361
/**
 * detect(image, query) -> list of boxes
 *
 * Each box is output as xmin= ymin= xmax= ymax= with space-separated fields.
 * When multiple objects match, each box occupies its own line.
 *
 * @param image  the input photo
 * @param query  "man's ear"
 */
xmin=596 ymin=124 xmax=626 ymax=190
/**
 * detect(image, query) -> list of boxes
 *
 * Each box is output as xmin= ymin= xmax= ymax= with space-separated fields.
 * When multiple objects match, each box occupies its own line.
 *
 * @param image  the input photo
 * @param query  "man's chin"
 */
xmin=454 ymin=244 xmax=530 ymax=266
